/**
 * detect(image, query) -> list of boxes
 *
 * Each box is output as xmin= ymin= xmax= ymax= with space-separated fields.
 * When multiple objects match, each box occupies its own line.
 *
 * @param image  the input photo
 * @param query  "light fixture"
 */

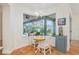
xmin=34 ymin=11 xmax=43 ymax=19
xmin=34 ymin=12 xmax=40 ymax=17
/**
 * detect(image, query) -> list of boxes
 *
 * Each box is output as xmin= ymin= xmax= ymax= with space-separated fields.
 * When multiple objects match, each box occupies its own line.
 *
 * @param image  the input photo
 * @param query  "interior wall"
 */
xmin=2 ymin=3 xmax=71 ymax=54
xmin=72 ymin=13 xmax=79 ymax=40
xmin=12 ymin=3 xmax=71 ymax=51
xmin=2 ymin=4 xmax=15 ymax=54
xmin=56 ymin=4 xmax=71 ymax=51
xmin=0 ymin=6 xmax=2 ymax=41
xmin=9 ymin=3 xmax=57 ymax=50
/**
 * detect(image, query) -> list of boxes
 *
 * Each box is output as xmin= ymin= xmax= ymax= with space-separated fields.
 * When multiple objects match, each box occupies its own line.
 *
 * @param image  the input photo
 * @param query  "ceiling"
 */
xmin=0 ymin=3 xmax=79 ymax=15
xmin=69 ymin=3 xmax=79 ymax=14
xmin=15 ymin=3 xmax=79 ymax=15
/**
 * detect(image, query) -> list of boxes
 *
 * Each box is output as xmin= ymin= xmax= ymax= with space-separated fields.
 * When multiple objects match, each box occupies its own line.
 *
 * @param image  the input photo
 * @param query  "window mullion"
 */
xmin=44 ymin=18 xmax=47 ymax=35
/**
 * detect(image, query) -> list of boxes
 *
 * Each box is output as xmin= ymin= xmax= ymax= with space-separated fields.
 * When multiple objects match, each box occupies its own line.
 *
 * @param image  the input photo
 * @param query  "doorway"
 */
xmin=69 ymin=15 xmax=72 ymax=46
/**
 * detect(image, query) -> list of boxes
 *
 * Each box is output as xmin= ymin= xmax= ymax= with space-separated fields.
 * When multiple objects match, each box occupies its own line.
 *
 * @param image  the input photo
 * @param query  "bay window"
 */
xmin=23 ymin=14 xmax=56 ymax=36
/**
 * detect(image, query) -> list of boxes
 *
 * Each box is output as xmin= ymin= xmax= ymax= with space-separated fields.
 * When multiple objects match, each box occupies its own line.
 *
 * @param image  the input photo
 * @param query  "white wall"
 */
xmin=2 ymin=4 xmax=16 ymax=54
xmin=72 ymin=13 xmax=79 ymax=40
xmin=0 ymin=6 xmax=2 ymax=41
xmin=56 ymin=4 xmax=71 ymax=51
xmin=2 ymin=3 xmax=71 ymax=54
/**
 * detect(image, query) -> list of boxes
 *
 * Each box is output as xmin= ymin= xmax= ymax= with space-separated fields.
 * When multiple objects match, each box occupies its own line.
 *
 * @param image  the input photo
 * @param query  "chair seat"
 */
xmin=38 ymin=44 xmax=50 ymax=49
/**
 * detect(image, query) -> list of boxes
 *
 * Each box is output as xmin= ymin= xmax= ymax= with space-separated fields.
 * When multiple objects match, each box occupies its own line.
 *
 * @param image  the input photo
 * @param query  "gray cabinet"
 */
xmin=55 ymin=36 xmax=67 ymax=53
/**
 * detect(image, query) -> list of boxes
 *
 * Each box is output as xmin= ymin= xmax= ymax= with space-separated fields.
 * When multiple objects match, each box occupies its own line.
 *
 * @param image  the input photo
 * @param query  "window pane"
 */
xmin=23 ymin=15 xmax=56 ymax=36
xmin=23 ymin=19 xmax=44 ymax=35
xmin=46 ymin=20 xmax=54 ymax=36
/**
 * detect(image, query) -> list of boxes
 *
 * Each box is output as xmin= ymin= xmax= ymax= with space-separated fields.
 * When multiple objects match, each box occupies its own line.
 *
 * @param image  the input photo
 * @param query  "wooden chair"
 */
xmin=37 ymin=39 xmax=52 ymax=55
xmin=33 ymin=36 xmax=52 ymax=55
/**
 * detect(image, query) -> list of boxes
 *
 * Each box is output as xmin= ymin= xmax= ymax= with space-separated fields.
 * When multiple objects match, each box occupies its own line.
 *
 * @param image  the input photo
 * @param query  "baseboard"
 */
xmin=71 ymin=39 xmax=79 ymax=40
xmin=2 ymin=49 xmax=14 ymax=55
xmin=14 ymin=44 xmax=29 ymax=51
xmin=2 ymin=43 xmax=30 ymax=55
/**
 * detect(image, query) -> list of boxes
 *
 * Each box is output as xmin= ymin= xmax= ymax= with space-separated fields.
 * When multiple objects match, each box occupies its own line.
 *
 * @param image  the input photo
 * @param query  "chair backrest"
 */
xmin=38 ymin=36 xmax=51 ymax=48
xmin=45 ymin=36 xmax=55 ymax=46
xmin=45 ymin=36 xmax=52 ymax=45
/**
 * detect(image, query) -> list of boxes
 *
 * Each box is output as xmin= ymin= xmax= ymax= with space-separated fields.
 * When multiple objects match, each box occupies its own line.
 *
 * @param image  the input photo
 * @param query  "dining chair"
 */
xmin=36 ymin=38 xmax=52 ymax=55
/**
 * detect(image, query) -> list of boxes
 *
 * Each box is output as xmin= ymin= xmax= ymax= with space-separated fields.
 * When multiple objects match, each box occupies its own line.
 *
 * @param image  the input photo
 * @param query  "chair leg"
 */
xmin=49 ymin=47 xmax=51 ymax=54
xmin=43 ymin=48 xmax=46 ymax=55
xmin=34 ymin=47 xmax=40 ymax=55
xmin=34 ymin=49 xmax=38 ymax=55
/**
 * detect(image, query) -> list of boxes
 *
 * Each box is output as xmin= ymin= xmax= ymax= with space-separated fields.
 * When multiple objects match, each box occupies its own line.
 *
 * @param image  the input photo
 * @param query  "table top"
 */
xmin=34 ymin=36 xmax=45 ymax=42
